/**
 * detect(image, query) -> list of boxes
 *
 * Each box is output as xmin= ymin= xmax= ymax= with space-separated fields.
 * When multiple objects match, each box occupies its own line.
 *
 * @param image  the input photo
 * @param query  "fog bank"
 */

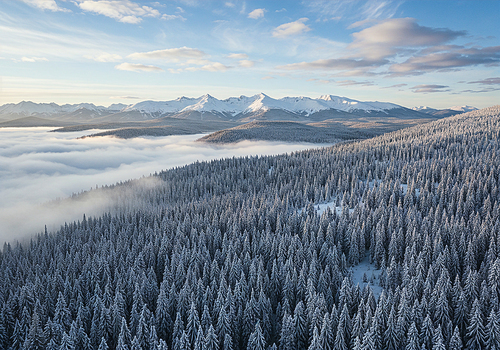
xmin=0 ymin=128 xmax=329 ymax=242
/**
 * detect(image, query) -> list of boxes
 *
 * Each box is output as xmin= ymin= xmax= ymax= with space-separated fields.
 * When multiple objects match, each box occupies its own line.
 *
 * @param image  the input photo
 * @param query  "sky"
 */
xmin=0 ymin=128 xmax=325 ymax=241
xmin=0 ymin=0 xmax=499 ymax=109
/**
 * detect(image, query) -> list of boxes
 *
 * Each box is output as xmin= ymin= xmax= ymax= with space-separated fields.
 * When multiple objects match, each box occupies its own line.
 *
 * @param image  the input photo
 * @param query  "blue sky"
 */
xmin=0 ymin=0 xmax=499 ymax=108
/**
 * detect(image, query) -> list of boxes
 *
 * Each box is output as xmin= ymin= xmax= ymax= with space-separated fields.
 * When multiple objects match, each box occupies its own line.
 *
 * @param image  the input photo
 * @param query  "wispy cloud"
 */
xmin=248 ymin=8 xmax=265 ymax=19
xmin=238 ymin=60 xmax=255 ymax=68
xmin=115 ymin=62 xmax=164 ymax=72
xmin=184 ymin=62 xmax=229 ymax=72
xmin=468 ymin=77 xmax=500 ymax=85
xmin=227 ymin=53 xmax=248 ymax=59
xmin=110 ymin=95 xmax=141 ymax=99
xmin=128 ymin=47 xmax=206 ymax=61
xmin=349 ymin=18 xmax=466 ymax=60
xmin=20 ymin=0 xmax=70 ymax=12
xmin=21 ymin=56 xmax=48 ymax=62
xmin=411 ymin=84 xmax=450 ymax=93
xmin=75 ymin=0 xmax=162 ymax=24
xmin=383 ymin=83 xmax=407 ymax=89
xmin=85 ymin=52 xmax=122 ymax=62
xmin=304 ymin=0 xmax=401 ymax=22
xmin=277 ymin=17 xmax=500 ymax=78
xmin=389 ymin=46 xmax=500 ymax=76
xmin=273 ymin=18 xmax=311 ymax=38
xmin=336 ymin=79 xmax=375 ymax=86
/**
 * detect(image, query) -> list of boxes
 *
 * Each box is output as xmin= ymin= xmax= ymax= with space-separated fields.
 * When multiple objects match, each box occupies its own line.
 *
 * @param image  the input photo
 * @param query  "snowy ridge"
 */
xmin=0 ymin=94 xmax=409 ymax=118
xmin=123 ymin=93 xmax=403 ymax=116
xmin=0 ymin=101 xmax=125 ymax=116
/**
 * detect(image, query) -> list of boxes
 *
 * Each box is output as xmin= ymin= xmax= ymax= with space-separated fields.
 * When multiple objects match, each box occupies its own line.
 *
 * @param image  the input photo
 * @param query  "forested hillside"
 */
xmin=1 ymin=106 xmax=500 ymax=350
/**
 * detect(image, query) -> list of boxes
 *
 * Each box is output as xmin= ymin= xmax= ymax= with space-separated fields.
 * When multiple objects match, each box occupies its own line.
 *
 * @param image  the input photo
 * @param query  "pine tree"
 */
xmin=486 ymin=309 xmax=500 ymax=350
xmin=59 ymin=332 xmax=75 ymax=350
xmin=98 ymin=337 xmax=109 ymax=350
xmin=449 ymin=326 xmax=463 ymax=350
xmin=205 ymin=325 xmax=219 ymax=350
xmin=406 ymin=322 xmax=420 ymax=350
xmin=223 ymin=333 xmax=234 ymax=350
xmin=247 ymin=321 xmax=266 ymax=350
xmin=432 ymin=325 xmax=446 ymax=350
xmin=466 ymin=299 xmax=485 ymax=350
xmin=294 ymin=302 xmax=308 ymax=350
xmin=308 ymin=326 xmax=321 ymax=350
xmin=384 ymin=305 xmax=400 ymax=350
xmin=117 ymin=318 xmax=131 ymax=350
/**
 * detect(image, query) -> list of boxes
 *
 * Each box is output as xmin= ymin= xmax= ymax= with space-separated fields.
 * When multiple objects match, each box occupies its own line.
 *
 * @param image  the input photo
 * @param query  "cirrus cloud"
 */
xmin=411 ymin=84 xmax=450 ymax=93
xmin=75 ymin=0 xmax=162 ymax=24
xmin=21 ymin=56 xmax=48 ymax=62
xmin=20 ymin=0 xmax=70 ymax=12
xmin=85 ymin=52 xmax=122 ymax=62
xmin=273 ymin=18 xmax=311 ymax=38
xmin=115 ymin=62 xmax=163 ymax=72
xmin=128 ymin=47 xmax=206 ymax=61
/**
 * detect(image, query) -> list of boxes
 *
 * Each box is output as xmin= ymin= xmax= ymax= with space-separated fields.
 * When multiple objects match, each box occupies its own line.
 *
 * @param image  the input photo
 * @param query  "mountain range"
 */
xmin=0 ymin=93 xmax=442 ymax=122
xmin=0 ymin=94 xmax=478 ymax=143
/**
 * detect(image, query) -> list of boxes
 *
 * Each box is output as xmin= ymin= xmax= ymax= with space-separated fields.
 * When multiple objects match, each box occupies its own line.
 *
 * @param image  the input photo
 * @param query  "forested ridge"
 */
xmin=1 ymin=106 xmax=500 ymax=350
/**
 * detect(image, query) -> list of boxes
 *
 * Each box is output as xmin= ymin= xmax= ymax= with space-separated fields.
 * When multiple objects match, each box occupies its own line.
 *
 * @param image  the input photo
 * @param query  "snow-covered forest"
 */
xmin=1 ymin=106 xmax=500 ymax=350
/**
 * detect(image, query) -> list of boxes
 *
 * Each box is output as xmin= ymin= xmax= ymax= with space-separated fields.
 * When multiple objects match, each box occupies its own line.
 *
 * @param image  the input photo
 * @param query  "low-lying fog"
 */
xmin=0 ymin=127 xmax=328 ymax=243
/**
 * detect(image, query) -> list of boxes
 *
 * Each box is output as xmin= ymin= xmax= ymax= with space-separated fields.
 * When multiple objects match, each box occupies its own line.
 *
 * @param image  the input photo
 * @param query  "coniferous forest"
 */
xmin=1 ymin=106 xmax=500 ymax=350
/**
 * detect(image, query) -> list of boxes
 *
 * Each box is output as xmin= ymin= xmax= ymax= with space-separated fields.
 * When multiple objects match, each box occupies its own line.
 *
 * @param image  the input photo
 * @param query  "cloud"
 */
xmin=75 ymin=0 xmax=161 ymax=24
xmin=383 ymin=83 xmax=407 ymax=89
xmin=21 ymin=56 xmax=48 ymax=62
xmin=238 ymin=60 xmax=255 ymax=68
xmin=115 ymin=62 xmax=164 ymax=72
xmin=261 ymin=76 xmax=275 ymax=80
xmin=128 ymin=47 xmax=206 ymax=61
xmin=85 ymin=52 xmax=122 ymax=62
xmin=273 ymin=18 xmax=311 ymax=38
xmin=279 ymin=58 xmax=387 ymax=71
xmin=161 ymin=14 xmax=186 ymax=21
xmin=277 ymin=17 xmax=499 ymax=78
xmin=248 ymin=8 xmax=265 ymax=19
xmin=411 ymin=84 xmax=450 ymax=93
xmin=389 ymin=46 xmax=500 ymax=76
xmin=276 ymin=8 xmax=287 ymax=13
xmin=0 ymin=129 xmax=319 ymax=242
xmin=184 ymin=62 xmax=229 ymax=72
xmin=349 ymin=18 xmax=466 ymax=60
xmin=305 ymin=0 xmax=400 ymax=22
xmin=468 ymin=77 xmax=500 ymax=85
xmin=336 ymin=79 xmax=375 ymax=86
xmin=227 ymin=53 xmax=249 ymax=59
xmin=110 ymin=95 xmax=141 ymax=99
xmin=20 ymin=0 xmax=70 ymax=12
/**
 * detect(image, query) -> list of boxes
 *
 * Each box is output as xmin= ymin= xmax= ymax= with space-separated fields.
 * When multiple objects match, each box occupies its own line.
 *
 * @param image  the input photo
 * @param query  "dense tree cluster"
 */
xmin=1 ymin=106 xmax=500 ymax=350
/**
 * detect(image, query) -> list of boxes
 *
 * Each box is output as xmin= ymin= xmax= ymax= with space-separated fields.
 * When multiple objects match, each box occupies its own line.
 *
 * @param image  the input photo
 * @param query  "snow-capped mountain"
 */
xmin=123 ymin=93 xmax=403 ymax=117
xmin=413 ymin=105 xmax=478 ymax=118
xmin=0 ymin=101 xmax=122 ymax=116
xmin=449 ymin=105 xmax=478 ymax=113
xmin=0 ymin=94 xmax=429 ymax=125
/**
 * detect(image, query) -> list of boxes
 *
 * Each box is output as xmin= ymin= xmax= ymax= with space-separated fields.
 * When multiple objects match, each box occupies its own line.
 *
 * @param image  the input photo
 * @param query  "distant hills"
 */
xmin=412 ymin=105 xmax=478 ymax=117
xmin=0 ymin=94 xmax=478 ymax=143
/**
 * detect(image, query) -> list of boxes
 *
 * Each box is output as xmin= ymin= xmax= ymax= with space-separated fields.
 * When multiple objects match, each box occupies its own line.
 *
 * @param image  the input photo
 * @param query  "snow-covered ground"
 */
xmin=350 ymin=252 xmax=383 ymax=299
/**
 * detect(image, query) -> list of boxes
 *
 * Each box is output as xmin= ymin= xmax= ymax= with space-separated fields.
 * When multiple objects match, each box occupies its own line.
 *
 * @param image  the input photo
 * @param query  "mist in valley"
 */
xmin=0 ymin=127 xmax=329 ymax=243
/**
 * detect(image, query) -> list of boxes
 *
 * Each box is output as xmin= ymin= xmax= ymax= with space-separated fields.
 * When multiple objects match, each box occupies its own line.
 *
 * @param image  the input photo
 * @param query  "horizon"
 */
xmin=0 ymin=92 xmax=486 ymax=111
xmin=0 ymin=0 xmax=499 ymax=109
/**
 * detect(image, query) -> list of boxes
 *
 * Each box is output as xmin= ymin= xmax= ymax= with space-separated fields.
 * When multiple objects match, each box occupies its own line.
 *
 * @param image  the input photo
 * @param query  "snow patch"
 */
xmin=350 ymin=252 xmax=383 ymax=299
